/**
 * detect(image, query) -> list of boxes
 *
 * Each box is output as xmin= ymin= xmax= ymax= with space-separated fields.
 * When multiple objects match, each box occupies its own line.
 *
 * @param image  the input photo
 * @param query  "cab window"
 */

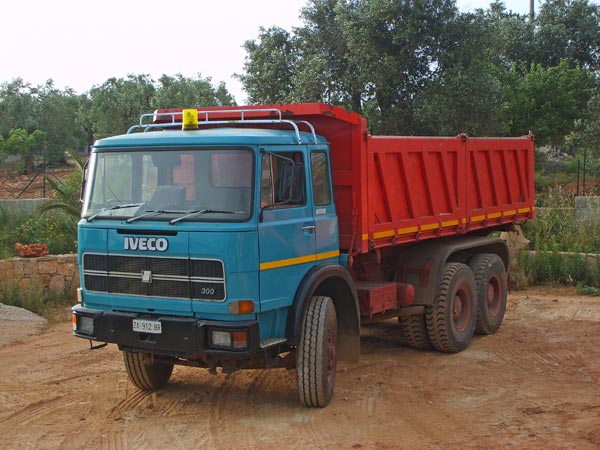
xmin=261 ymin=152 xmax=305 ymax=208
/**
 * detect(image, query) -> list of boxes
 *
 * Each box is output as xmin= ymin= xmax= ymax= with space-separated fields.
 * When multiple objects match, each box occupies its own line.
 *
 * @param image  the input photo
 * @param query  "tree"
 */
xmin=0 ymin=78 xmax=37 ymax=138
xmin=567 ymin=91 xmax=600 ymax=157
xmin=153 ymin=73 xmax=235 ymax=109
xmin=1 ymin=128 xmax=46 ymax=174
xmin=534 ymin=0 xmax=600 ymax=70
xmin=504 ymin=60 xmax=593 ymax=148
xmin=295 ymin=0 xmax=364 ymax=110
xmin=89 ymin=74 xmax=156 ymax=139
xmin=237 ymin=27 xmax=298 ymax=104
xmin=37 ymin=80 xmax=89 ymax=164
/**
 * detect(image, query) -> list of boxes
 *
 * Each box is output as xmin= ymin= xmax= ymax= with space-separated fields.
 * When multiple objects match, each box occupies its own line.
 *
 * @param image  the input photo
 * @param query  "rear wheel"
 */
xmin=469 ymin=253 xmax=508 ymax=335
xmin=296 ymin=296 xmax=337 ymax=408
xmin=426 ymin=263 xmax=477 ymax=353
xmin=123 ymin=351 xmax=174 ymax=390
xmin=398 ymin=313 xmax=432 ymax=350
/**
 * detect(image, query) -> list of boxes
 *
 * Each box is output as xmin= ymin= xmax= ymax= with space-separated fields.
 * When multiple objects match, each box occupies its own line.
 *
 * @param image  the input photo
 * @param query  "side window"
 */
xmin=260 ymin=154 xmax=274 ymax=207
xmin=261 ymin=152 xmax=306 ymax=208
xmin=310 ymin=151 xmax=332 ymax=206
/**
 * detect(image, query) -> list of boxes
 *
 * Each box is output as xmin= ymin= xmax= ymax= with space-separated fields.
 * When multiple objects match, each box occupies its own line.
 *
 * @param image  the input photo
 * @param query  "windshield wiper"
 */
xmin=125 ymin=209 xmax=189 ymax=224
xmin=169 ymin=209 xmax=237 ymax=225
xmin=86 ymin=202 xmax=145 ymax=222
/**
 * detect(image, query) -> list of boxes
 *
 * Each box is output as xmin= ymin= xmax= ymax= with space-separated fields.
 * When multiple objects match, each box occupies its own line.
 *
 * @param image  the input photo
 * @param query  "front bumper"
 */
xmin=72 ymin=304 xmax=261 ymax=358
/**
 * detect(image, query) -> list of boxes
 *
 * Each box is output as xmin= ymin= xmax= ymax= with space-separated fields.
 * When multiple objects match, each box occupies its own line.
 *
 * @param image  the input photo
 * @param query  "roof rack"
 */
xmin=127 ymin=108 xmax=318 ymax=144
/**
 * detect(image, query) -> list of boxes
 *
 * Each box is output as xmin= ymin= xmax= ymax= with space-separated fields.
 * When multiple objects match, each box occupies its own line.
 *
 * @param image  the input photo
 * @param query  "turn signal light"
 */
xmin=228 ymin=300 xmax=254 ymax=315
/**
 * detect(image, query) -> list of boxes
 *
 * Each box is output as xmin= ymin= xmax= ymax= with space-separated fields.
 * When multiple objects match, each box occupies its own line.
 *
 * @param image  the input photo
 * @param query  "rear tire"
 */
xmin=398 ymin=314 xmax=432 ymax=350
xmin=123 ymin=351 xmax=174 ymax=390
xmin=296 ymin=296 xmax=337 ymax=408
xmin=426 ymin=263 xmax=477 ymax=353
xmin=469 ymin=253 xmax=508 ymax=335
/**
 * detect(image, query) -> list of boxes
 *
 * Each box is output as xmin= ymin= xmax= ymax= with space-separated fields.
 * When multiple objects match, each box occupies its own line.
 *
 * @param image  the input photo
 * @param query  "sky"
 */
xmin=2 ymin=0 xmax=536 ymax=104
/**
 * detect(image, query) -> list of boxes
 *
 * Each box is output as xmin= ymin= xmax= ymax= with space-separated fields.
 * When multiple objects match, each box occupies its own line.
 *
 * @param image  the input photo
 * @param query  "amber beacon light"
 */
xmin=182 ymin=108 xmax=199 ymax=130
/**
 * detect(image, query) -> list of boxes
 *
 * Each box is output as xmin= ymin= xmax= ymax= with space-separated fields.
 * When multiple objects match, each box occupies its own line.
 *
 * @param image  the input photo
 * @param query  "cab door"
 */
xmin=258 ymin=148 xmax=316 ymax=318
xmin=309 ymin=148 xmax=339 ymax=262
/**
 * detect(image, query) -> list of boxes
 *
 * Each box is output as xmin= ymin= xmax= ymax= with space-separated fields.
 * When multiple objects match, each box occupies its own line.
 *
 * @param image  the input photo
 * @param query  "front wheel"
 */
xmin=426 ymin=263 xmax=477 ymax=353
xmin=123 ymin=351 xmax=174 ymax=390
xmin=296 ymin=296 xmax=337 ymax=408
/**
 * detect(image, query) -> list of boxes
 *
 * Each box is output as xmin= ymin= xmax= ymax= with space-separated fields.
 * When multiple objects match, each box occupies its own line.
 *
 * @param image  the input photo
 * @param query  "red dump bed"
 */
xmin=163 ymin=103 xmax=535 ymax=256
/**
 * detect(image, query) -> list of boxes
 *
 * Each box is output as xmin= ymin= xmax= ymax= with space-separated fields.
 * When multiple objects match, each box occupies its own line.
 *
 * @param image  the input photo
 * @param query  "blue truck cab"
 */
xmin=72 ymin=107 xmax=360 ymax=407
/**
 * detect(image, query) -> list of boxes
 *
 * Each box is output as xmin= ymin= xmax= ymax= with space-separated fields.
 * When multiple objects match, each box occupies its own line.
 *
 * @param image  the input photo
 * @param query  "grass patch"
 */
xmin=0 ymin=276 xmax=72 ymax=322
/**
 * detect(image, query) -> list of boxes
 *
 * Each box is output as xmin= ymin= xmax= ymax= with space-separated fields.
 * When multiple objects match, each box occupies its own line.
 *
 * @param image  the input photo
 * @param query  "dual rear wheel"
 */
xmin=400 ymin=253 xmax=507 ymax=353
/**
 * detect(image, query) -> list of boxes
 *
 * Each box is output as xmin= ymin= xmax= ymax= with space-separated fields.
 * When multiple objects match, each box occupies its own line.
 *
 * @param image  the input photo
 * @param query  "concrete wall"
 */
xmin=0 ymin=254 xmax=79 ymax=298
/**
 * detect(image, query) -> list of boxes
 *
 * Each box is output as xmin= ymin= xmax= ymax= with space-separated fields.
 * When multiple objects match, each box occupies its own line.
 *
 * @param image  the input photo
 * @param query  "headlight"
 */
xmin=76 ymin=316 xmax=95 ymax=335
xmin=209 ymin=330 xmax=248 ymax=350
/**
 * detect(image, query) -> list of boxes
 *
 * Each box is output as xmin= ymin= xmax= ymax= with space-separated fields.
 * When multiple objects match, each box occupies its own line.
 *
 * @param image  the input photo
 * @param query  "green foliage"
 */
xmin=0 ymin=128 xmax=46 ymax=174
xmin=154 ymin=74 xmax=235 ymax=109
xmin=40 ymin=149 xmax=84 ymax=219
xmin=0 ymin=207 xmax=35 ymax=259
xmin=525 ymin=187 xmax=600 ymax=253
xmin=515 ymin=186 xmax=600 ymax=288
xmin=503 ymin=60 xmax=593 ymax=147
xmin=237 ymin=0 xmax=599 ymax=142
xmin=567 ymin=92 xmax=600 ymax=157
xmin=515 ymin=246 xmax=595 ymax=287
xmin=534 ymin=0 xmax=600 ymax=70
xmin=89 ymin=74 xmax=156 ymax=139
xmin=238 ymin=27 xmax=298 ymax=105
xmin=0 ymin=78 xmax=89 ymax=165
xmin=0 ymin=276 xmax=71 ymax=322
xmin=88 ymin=73 xmax=236 ymax=139
xmin=15 ymin=211 xmax=78 ymax=255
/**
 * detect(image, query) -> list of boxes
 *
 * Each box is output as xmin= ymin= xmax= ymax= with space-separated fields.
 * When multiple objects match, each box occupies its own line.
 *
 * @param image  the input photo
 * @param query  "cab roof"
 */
xmin=93 ymin=127 xmax=327 ymax=149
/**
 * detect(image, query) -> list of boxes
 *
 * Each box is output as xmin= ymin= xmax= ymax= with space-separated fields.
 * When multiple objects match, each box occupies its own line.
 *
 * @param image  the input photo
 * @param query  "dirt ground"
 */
xmin=0 ymin=166 xmax=76 ymax=199
xmin=0 ymin=287 xmax=599 ymax=450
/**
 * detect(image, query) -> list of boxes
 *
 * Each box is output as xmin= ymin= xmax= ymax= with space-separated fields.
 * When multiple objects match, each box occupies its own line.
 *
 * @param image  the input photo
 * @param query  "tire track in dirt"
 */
xmin=208 ymin=373 xmax=247 ymax=448
xmin=110 ymin=389 xmax=153 ymax=419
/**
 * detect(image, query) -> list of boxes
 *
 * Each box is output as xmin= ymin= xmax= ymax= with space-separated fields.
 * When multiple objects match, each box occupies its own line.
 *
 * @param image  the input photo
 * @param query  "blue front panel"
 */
xmin=79 ymin=221 xmax=260 ymax=320
xmin=189 ymin=230 xmax=259 ymax=320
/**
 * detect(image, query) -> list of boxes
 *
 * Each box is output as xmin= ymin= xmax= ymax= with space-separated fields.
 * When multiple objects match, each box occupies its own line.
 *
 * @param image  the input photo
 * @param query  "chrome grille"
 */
xmin=83 ymin=253 xmax=226 ymax=301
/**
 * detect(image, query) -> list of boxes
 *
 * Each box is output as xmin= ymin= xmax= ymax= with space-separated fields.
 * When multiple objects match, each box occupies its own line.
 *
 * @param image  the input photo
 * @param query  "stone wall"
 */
xmin=0 ymin=254 xmax=79 ymax=298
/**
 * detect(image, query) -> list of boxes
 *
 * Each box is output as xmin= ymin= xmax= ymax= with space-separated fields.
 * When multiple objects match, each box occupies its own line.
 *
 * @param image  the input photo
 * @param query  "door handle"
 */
xmin=301 ymin=225 xmax=316 ymax=233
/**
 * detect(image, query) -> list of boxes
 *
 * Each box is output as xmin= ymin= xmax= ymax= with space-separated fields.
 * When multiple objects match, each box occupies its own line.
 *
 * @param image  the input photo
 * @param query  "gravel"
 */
xmin=0 ymin=303 xmax=47 ymax=347
xmin=0 ymin=304 xmax=46 ymax=323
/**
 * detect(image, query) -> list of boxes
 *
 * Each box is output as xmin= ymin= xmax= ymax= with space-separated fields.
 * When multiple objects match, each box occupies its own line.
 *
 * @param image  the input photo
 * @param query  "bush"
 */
xmin=0 ymin=207 xmax=37 ymax=258
xmin=514 ymin=247 xmax=596 ymax=287
xmin=524 ymin=187 xmax=600 ymax=253
xmin=15 ymin=210 xmax=77 ymax=255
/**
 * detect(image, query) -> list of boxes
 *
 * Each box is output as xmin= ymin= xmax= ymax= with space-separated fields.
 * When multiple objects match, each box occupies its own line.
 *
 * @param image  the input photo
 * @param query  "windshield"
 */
xmin=82 ymin=147 xmax=254 ymax=222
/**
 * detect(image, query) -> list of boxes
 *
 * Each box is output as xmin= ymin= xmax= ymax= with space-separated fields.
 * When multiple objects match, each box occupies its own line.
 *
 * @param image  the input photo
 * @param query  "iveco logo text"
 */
xmin=124 ymin=237 xmax=169 ymax=252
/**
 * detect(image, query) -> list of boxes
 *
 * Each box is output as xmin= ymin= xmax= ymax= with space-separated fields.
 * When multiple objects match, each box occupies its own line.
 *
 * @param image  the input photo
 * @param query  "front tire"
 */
xmin=426 ymin=263 xmax=477 ymax=353
xmin=469 ymin=253 xmax=508 ymax=335
xmin=296 ymin=296 xmax=337 ymax=407
xmin=123 ymin=351 xmax=174 ymax=390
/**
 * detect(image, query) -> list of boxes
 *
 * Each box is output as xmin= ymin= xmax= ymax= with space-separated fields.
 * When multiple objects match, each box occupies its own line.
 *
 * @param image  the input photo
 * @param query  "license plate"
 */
xmin=133 ymin=319 xmax=162 ymax=334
